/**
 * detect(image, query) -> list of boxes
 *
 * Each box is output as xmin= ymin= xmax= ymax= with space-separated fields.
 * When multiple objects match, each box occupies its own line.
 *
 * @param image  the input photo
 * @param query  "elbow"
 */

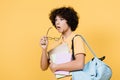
xmin=40 ymin=65 xmax=48 ymax=71
xmin=76 ymin=63 xmax=85 ymax=70
xmin=41 ymin=68 xmax=47 ymax=71
xmin=80 ymin=65 xmax=84 ymax=70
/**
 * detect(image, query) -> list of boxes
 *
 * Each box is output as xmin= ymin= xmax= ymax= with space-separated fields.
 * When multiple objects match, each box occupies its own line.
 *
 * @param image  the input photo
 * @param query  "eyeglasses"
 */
xmin=46 ymin=27 xmax=61 ymax=41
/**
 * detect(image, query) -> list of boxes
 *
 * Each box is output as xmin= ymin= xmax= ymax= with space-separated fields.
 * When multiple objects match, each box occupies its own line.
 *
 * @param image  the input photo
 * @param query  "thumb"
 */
xmin=49 ymin=60 xmax=53 ymax=63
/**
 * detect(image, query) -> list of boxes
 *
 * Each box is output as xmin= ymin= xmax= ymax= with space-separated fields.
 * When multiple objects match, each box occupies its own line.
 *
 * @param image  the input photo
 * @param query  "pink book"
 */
xmin=49 ymin=43 xmax=72 ymax=75
xmin=54 ymin=52 xmax=72 ymax=75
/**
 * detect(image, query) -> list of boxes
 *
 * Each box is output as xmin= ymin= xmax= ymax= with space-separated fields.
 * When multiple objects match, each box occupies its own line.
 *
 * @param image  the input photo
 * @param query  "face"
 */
xmin=55 ymin=16 xmax=71 ymax=33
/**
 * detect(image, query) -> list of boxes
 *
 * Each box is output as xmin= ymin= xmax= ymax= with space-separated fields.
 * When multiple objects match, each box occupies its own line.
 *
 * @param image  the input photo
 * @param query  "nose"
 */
xmin=55 ymin=20 xmax=60 ymax=26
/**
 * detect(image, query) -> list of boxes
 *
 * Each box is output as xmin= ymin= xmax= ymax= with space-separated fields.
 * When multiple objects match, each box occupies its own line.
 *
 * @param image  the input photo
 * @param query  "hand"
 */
xmin=49 ymin=61 xmax=58 ymax=72
xmin=40 ymin=36 xmax=48 ymax=49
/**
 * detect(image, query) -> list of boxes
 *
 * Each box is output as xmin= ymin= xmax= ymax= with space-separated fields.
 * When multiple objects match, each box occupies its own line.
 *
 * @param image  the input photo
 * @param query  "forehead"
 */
xmin=55 ymin=15 xmax=63 ymax=19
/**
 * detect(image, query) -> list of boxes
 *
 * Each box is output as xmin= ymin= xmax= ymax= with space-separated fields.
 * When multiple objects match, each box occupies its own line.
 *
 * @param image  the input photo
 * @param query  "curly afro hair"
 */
xmin=49 ymin=7 xmax=79 ymax=31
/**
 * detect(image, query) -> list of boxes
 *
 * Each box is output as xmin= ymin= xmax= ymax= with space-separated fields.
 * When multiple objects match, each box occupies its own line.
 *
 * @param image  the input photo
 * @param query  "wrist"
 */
xmin=55 ymin=64 xmax=60 ymax=71
xmin=42 ymin=48 xmax=47 ymax=52
xmin=41 ymin=45 xmax=47 ymax=50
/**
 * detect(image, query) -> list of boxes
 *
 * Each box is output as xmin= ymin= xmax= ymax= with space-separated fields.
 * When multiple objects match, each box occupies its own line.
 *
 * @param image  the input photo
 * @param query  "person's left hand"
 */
xmin=49 ymin=62 xmax=58 ymax=72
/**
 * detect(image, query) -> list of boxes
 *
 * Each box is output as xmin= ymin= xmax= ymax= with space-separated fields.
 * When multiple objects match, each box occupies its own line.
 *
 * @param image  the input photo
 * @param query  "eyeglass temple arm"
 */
xmin=46 ymin=27 xmax=52 ymax=36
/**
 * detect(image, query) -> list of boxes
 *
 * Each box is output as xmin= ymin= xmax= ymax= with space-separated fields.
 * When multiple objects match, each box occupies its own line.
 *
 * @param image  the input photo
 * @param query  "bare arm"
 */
xmin=40 ymin=49 xmax=49 ymax=70
xmin=50 ymin=53 xmax=85 ymax=72
xmin=40 ymin=36 xmax=49 ymax=71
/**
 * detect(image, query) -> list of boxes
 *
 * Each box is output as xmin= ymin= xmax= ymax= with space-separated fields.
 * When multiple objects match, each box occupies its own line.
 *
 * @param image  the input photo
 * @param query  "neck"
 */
xmin=62 ymin=28 xmax=72 ymax=39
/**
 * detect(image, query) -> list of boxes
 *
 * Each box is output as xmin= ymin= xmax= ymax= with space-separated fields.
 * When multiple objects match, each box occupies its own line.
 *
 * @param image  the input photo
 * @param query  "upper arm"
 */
xmin=74 ymin=53 xmax=85 ymax=69
xmin=74 ymin=36 xmax=86 ymax=55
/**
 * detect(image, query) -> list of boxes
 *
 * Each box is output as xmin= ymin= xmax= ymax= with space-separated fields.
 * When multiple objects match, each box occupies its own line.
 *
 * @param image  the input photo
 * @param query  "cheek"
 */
xmin=61 ymin=21 xmax=67 ymax=26
xmin=64 ymin=23 xmax=69 ymax=29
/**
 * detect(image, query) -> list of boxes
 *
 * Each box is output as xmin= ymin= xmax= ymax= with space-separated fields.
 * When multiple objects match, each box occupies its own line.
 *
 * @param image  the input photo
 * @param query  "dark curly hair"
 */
xmin=49 ymin=7 xmax=79 ymax=31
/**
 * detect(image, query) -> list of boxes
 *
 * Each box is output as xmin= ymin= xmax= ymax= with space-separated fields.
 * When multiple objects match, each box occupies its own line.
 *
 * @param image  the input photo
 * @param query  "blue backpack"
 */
xmin=71 ymin=35 xmax=112 ymax=80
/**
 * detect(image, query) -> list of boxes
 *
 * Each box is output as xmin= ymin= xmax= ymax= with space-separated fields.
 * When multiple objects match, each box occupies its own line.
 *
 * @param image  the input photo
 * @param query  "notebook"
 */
xmin=49 ymin=43 xmax=72 ymax=76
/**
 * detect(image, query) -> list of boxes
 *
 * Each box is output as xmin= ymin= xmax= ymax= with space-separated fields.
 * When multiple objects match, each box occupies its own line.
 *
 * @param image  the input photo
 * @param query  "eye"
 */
xmin=55 ymin=18 xmax=57 ymax=21
xmin=60 ymin=18 xmax=64 ymax=21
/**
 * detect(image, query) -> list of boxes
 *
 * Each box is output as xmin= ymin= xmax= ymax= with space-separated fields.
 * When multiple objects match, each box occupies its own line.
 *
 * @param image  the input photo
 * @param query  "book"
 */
xmin=49 ymin=43 xmax=72 ymax=75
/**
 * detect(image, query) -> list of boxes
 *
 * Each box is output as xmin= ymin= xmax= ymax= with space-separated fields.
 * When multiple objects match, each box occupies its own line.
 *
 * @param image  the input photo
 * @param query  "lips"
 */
xmin=56 ymin=26 xmax=61 ymax=29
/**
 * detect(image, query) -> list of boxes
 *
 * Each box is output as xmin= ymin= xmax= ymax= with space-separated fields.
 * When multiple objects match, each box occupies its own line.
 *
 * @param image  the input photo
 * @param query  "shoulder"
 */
xmin=72 ymin=34 xmax=86 ymax=55
xmin=72 ymin=33 xmax=83 ymax=42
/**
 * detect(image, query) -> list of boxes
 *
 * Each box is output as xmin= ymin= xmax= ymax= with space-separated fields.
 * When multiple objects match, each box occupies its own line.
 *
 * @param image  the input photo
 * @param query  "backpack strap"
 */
xmin=71 ymin=34 xmax=105 ymax=61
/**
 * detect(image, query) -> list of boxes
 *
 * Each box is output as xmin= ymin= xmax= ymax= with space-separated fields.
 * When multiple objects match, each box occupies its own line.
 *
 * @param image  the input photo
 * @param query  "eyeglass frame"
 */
xmin=46 ymin=27 xmax=61 ymax=41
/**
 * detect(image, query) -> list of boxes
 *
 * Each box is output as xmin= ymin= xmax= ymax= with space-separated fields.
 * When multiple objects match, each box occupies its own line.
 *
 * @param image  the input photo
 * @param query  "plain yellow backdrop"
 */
xmin=0 ymin=0 xmax=120 ymax=80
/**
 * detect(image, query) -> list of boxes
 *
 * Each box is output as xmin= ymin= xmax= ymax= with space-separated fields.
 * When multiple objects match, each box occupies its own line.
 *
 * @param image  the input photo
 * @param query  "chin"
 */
xmin=57 ymin=30 xmax=63 ymax=33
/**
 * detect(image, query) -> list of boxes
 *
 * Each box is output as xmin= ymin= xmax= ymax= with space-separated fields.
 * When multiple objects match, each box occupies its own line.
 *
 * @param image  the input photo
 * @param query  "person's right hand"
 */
xmin=40 ymin=36 xmax=48 ymax=49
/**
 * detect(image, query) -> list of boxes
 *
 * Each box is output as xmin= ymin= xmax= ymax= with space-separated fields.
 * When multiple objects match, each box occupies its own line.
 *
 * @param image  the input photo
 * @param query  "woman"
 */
xmin=40 ymin=7 xmax=86 ymax=80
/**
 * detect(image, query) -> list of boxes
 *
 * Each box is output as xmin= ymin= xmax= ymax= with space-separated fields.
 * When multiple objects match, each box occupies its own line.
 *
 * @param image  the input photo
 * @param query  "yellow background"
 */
xmin=0 ymin=0 xmax=120 ymax=80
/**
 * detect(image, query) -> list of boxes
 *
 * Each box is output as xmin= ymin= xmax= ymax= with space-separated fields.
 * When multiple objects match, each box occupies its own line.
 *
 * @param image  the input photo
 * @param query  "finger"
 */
xmin=49 ymin=60 xmax=53 ymax=63
xmin=40 ymin=37 xmax=46 ymax=42
xmin=40 ymin=36 xmax=48 ymax=46
xmin=44 ymin=37 xmax=48 ymax=41
xmin=40 ymin=37 xmax=45 ymax=41
xmin=40 ymin=40 xmax=46 ymax=45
